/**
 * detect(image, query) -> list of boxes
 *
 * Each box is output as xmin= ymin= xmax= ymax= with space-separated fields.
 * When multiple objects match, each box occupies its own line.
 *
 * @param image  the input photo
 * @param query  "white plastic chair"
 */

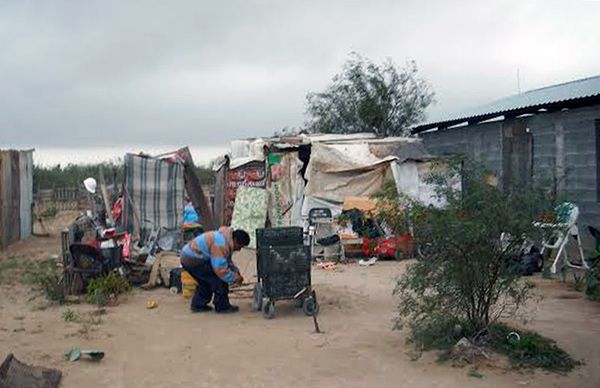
xmin=308 ymin=208 xmax=345 ymax=263
xmin=534 ymin=202 xmax=589 ymax=274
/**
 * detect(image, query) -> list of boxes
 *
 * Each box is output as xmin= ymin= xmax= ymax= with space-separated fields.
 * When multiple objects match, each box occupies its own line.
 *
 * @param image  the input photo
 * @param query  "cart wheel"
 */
xmin=294 ymin=298 xmax=304 ymax=308
xmin=302 ymin=297 xmax=320 ymax=316
xmin=252 ymin=283 xmax=263 ymax=312
xmin=263 ymin=300 xmax=275 ymax=319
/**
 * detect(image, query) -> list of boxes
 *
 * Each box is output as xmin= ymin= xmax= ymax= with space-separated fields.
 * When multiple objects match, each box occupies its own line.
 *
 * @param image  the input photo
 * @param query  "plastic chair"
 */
xmin=534 ymin=202 xmax=589 ymax=274
xmin=308 ymin=208 xmax=345 ymax=262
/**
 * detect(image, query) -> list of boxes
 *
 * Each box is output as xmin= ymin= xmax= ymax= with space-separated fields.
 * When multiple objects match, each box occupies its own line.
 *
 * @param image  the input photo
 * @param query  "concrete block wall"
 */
xmin=421 ymin=105 xmax=600 ymax=231
xmin=422 ymin=121 xmax=504 ymax=174
xmin=528 ymin=106 xmax=600 ymax=228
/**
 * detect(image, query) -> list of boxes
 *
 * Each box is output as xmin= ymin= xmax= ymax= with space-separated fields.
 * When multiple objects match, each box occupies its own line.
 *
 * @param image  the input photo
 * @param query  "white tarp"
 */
xmin=302 ymin=142 xmax=394 ymax=217
xmin=391 ymin=160 xmax=460 ymax=207
xmin=228 ymin=139 xmax=267 ymax=169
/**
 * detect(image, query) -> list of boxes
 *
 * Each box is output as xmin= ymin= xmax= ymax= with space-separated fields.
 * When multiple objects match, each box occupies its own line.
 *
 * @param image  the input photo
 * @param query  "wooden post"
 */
xmin=99 ymin=167 xmax=114 ymax=227
xmin=177 ymin=147 xmax=216 ymax=230
xmin=311 ymin=290 xmax=321 ymax=334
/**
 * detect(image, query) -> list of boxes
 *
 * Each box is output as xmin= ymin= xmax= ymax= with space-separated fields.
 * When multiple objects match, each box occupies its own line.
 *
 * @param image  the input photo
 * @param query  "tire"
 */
xmin=302 ymin=297 xmax=320 ymax=316
xmin=263 ymin=300 xmax=275 ymax=319
xmin=252 ymin=283 xmax=263 ymax=312
xmin=416 ymin=243 xmax=434 ymax=260
xmin=534 ymin=253 xmax=544 ymax=273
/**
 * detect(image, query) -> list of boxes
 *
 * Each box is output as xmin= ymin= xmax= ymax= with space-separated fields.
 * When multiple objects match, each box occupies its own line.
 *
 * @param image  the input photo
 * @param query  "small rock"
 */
xmin=467 ymin=367 xmax=484 ymax=378
xmin=406 ymin=350 xmax=423 ymax=361
xmin=451 ymin=337 xmax=488 ymax=364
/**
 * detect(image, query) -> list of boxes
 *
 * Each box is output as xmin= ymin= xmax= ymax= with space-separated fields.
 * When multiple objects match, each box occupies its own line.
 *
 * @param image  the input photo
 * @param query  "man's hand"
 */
xmin=233 ymin=274 xmax=244 ymax=286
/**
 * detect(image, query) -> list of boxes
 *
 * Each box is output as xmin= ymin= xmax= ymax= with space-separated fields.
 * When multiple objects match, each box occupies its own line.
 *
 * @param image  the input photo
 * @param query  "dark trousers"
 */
xmin=182 ymin=259 xmax=231 ymax=311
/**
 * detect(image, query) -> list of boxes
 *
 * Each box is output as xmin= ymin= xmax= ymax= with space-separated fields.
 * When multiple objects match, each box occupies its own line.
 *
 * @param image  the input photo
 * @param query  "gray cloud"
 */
xmin=1 ymin=0 xmax=598 ymax=149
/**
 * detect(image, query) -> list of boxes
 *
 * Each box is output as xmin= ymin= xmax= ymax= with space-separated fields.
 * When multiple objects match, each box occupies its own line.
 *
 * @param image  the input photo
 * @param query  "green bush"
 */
xmin=393 ymin=161 xmax=548 ymax=336
xmin=62 ymin=308 xmax=80 ymax=322
xmin=488 ymin=323 xmax=580 ymax=372
xmin=86 ymin=272 xmax=131 ymax=306
xmin=385 ymin=161 xmax=579 ymax=371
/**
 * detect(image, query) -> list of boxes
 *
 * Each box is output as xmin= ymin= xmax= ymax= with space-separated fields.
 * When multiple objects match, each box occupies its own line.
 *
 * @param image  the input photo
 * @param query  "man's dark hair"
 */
xmin=232 ymin=229 xmax=251 ymax=247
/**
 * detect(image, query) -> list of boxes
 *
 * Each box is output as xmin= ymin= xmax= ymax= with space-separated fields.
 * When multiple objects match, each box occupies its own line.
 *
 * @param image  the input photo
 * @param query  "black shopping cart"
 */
xmin=253 ymin=227 xmax=319 ymax=319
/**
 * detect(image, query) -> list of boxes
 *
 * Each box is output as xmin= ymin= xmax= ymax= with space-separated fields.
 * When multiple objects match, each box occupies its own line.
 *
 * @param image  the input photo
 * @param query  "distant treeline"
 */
xmin=33 ymin=162 xmax=215 ymax=191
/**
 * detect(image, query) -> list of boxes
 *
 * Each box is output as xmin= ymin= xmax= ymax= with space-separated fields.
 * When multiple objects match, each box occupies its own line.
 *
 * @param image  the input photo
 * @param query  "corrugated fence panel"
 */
xmin=8 ymin=150 xmax=21 ymax=244
xmin=0 ymin=153 xmax=6 ymax=248
xmin=0 ymin=150 xmax=34 ymax=249
xmin=19 ymin=151 xmax=33 ymax=239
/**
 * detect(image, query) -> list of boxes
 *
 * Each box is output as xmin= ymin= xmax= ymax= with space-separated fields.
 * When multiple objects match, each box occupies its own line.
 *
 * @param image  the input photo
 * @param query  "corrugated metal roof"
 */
xmin=413 ymin=75 xmax=600 ymax=133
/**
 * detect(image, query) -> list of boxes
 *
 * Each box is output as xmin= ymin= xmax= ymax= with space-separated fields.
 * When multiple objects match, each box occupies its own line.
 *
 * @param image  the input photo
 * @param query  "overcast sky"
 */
xmin=1 ymin=0 xmax=599 ymax=152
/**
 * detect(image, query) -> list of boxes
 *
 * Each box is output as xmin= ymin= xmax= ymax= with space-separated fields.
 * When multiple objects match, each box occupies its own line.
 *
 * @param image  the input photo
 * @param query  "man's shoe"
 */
xmin=215 ymin=305 xmax=239 ymax=314
xmin=191 ymin=305 xmax=213 ymax=313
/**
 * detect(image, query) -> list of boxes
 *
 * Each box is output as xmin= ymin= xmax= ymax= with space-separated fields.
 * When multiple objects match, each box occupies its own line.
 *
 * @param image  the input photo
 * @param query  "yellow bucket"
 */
xmin=181 ymin=270 xmax=197 ymax=299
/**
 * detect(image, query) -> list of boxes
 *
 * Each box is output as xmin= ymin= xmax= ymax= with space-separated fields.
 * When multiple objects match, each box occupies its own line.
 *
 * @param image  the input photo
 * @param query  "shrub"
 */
xmin=86 ymin=272 xmax=131 ymax=306
xmin=62 ymin=308 xmax=80 ymax=322
xmin=391 ymin=161 xmax=549 ymax=337
xmin=488 ymin=323 xmax=580 ymax=372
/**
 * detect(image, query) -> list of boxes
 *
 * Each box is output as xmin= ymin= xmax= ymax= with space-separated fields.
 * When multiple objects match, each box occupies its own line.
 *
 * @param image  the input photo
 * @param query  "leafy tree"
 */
xmin=389 ymin=161 xmax=550 ymax=342
xmin=305 ymin=52 xmax=434 ymax=136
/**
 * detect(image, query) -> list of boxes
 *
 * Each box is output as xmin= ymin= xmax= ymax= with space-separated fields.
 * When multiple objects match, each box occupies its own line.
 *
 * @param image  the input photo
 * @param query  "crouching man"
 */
xmin=180 ymin=227 xmax=250 ymax=313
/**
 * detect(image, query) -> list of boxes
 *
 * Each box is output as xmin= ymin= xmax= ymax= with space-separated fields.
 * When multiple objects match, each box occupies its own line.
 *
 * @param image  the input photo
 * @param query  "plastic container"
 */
xmin=181 ymin=270 xmax=197 ymax=299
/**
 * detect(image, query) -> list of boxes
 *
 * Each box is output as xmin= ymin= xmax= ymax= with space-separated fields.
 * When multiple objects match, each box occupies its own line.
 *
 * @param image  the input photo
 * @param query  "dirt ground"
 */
xmin=1 ymin=212 xmax=600 ymax=388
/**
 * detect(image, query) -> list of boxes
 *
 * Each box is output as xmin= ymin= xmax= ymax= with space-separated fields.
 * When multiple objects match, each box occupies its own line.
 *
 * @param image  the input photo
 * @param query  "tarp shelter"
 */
xmin=121 ymin=153 xmax=186 ymax=238
xmin=214 ymin=134 xmax=446 ymax=230
xmin=302 ymin=140 xmax=396 ymax=217
xmin=120 ymin=148 xmax=215 ymax=238
xmin=0 ymin=149 xmax=34 ymax=249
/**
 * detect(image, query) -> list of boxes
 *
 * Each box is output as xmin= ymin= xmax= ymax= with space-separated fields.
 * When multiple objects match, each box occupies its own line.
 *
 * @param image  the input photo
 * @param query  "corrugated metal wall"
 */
xmin=0 ymin=149 xmax=34 ymax=249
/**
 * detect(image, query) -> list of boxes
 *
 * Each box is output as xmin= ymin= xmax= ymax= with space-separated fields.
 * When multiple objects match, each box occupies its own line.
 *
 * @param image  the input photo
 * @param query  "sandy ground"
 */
xmin=1 ymin=212 xmax=600 ymax=388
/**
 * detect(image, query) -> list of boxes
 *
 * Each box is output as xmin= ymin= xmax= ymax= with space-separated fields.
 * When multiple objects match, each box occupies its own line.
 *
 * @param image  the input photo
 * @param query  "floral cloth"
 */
xmin=230 ymin=186 xmax=269 ymax=249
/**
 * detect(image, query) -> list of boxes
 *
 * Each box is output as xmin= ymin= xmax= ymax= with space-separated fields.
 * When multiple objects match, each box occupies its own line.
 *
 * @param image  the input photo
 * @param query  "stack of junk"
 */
xmin=61 ymin=147 xmax=213 ymax=296
xmin=58 ymin=136 xmax=455 ymax=318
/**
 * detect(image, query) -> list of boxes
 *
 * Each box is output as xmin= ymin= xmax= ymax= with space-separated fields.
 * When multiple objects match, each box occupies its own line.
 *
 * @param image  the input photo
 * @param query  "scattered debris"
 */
xmin=406 ymin=349 xmax=423 ymax=361
xmin=450 ymin=337 xmax=490 ymax=366
xmin=358 ymin=257 xmax=378 ymax=267
xmin=146 ymin=300 xmax=158 ymax=309
xmin=506 ymin=331 xmax=521 ymax=343
xmin=467 ymin=366 xmax=484 ymax=378
xmin=317 ymin=262 xmax=337 ymax=270
xmin=65 ymin=347 xmax=105 ymax=362
xmin=0 ymin=353 xmax=62 ymax=388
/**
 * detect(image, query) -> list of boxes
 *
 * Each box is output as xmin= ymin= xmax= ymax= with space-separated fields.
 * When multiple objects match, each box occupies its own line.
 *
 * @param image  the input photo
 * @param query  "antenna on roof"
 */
xmin=517 ymin=68 xmax=521 ymax=93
